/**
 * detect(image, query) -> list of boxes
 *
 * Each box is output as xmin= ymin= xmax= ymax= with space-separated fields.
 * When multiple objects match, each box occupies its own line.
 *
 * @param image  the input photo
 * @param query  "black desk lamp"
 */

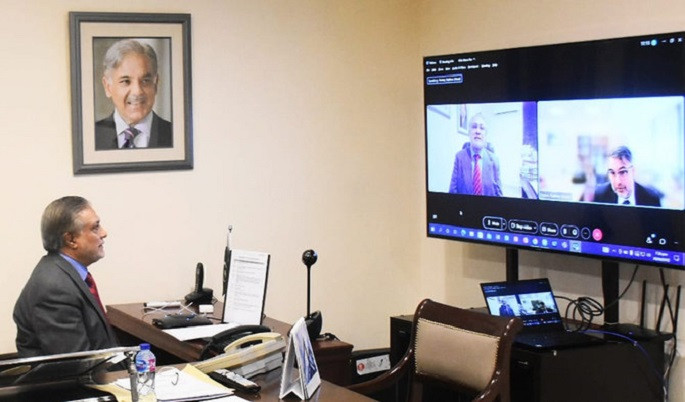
xmin=303 ymin=249 xmax=322 ymax=340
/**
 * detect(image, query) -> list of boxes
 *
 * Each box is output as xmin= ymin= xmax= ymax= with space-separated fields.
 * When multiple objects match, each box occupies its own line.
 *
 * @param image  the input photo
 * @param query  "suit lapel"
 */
xmin=53 ymin=255 xmax=115 ymax=337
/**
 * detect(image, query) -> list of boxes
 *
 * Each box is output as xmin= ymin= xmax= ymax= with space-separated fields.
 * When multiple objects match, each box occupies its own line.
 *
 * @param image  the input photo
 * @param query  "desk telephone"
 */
xmin=199 ymin=324 xmax=272 ymax=360
xmin=194 ymin=325 xmax=286 ymax=375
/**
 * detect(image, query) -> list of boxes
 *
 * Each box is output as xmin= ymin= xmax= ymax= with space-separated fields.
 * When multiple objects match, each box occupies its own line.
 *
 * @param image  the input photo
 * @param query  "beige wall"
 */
xmin=0 ymin=0 xmax=422 ymax=354
xmin=1 ymin=0 xmax=683 ymax=399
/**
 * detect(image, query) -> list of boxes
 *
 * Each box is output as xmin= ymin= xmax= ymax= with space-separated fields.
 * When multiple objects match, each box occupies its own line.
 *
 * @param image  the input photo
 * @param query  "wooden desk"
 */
xmin=0 ymin=364 xmax=371 ymax=402
xmin=229 ymin=364 xmax=372 ymax=401
xmin=107 ymin=303 xmax=353 ymax=386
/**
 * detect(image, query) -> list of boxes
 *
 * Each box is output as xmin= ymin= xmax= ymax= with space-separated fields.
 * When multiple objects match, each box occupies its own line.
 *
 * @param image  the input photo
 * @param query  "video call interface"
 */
xmin=425 ymin=32 xmax=685 ymax=268
xmin=482 ymin=280 xmax=563 ymax=327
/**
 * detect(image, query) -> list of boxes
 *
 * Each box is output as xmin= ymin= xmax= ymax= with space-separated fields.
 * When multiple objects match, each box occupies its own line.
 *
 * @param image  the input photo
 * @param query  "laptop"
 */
xmin=480 ymin=278 xmax=604 ymax=350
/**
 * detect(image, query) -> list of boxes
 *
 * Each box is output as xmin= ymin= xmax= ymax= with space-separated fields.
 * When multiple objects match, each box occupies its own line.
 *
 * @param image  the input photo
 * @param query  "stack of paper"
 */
xmin=113 ymin=365 xmax=233 ymax=402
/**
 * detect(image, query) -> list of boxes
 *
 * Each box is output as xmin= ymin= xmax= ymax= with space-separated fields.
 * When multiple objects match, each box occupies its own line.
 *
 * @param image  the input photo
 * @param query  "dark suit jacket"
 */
xmin=95 ymin=112 xmax=173 ymax=150
xmin=449 ymin=145 xmax=502 ymax=196
xmin=593 ymin=182 xmax=661 ymax=206
xmin=13 ymin=253 xmax=118 ymax=357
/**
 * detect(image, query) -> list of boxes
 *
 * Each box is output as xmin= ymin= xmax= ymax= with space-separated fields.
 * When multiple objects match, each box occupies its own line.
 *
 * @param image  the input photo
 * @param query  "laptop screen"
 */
xmin=480 ymin=278 xmax=564 ymax=329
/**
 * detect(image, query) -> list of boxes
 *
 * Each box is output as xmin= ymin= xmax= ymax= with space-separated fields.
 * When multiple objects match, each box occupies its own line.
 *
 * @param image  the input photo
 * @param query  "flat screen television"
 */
xmin=424 ymin=31 xmax=685 ymax=270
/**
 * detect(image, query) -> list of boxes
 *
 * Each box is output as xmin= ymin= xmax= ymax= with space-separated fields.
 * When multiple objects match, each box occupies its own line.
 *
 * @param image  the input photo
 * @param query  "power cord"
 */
xmin=554 ymin=264 xmax=639 ymax=331
xmin=556 ymin=295 xmax=603 ymax=331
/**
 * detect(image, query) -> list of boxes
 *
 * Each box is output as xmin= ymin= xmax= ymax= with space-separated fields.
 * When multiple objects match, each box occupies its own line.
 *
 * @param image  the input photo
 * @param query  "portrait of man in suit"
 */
xmin=592 ymin=146 xmax=661 ymax=207
xmin=95 ymin=38 xmax=173 ymax=150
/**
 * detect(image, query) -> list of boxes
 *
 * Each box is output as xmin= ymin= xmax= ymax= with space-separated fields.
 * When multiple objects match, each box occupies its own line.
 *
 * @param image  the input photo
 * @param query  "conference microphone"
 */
xmin=302 ymin=249 xmax=322 ymax=340
xmin=302 ymin=249 xmax=318 ymax=269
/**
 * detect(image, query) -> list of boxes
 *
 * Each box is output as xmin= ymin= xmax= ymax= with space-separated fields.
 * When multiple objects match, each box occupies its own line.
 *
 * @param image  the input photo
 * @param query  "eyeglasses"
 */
xmin=607 ymin=165 xmax=633 ymax=179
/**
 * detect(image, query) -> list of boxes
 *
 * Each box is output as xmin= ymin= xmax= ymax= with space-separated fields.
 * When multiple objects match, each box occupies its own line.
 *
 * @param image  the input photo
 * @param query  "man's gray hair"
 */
xmin=102 ymin=39 xmax=158 ymax=78
xmin=610 ymin=146 xmax=633 ymax=163
xmin=41 ymin=196 xmax=91 ymax=253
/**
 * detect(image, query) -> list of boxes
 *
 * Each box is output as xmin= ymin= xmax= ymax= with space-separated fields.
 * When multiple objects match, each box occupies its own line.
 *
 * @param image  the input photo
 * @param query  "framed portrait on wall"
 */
xmin=69 ymin=12 xmax=193 ymax=174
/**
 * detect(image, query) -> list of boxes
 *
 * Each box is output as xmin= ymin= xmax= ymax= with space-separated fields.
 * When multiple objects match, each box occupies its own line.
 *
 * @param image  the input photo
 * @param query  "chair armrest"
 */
xmin=472 ymin=368 xmax=504 ymax=402
xmin=347 ymin=351 xmax=412 ymax=396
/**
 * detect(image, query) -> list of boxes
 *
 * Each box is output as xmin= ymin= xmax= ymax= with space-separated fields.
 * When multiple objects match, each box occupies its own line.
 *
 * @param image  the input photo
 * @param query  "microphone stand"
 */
xmin=302 ymin=250 xmax=321 ymax=339
xmin=306 ymin=261 xmax=312 ymax=316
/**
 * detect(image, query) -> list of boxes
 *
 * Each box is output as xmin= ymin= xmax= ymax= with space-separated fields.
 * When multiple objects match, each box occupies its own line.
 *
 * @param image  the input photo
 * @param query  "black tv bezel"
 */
xmin=424 ymin=31 xmax=685 ymax=270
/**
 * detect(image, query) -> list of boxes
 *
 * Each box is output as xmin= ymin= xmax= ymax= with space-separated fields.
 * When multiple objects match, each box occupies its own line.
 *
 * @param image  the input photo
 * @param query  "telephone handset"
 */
xmin=224 ymin=331 xmax=282 ymax=353
xmin=200 ymin=324 xmax=271 ymax=360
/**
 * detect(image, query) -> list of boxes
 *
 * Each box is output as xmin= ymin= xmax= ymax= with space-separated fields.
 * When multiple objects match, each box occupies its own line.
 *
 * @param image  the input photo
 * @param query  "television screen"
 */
xmin=425 ymin=31 xmax=685 ymax=269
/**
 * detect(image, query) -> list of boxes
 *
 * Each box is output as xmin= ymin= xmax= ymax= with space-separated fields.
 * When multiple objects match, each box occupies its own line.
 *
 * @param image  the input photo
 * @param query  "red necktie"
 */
xmin=85 ymin=272 xmax=107 ymax=315
xmin=473 ymin=153 xmax=483 ymax=195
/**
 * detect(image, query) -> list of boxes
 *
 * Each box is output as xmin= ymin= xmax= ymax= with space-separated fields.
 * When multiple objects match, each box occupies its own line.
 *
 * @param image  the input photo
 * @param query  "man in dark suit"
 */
xmin=592 ymin=146 xmax=661 ymax=207
xmin=498 ymin=299 xmax=515 ymax=316
xmin=449 ymin=113 xmax=503 ymax=196
xmin=95 ymin=39 xmax=172 ymax=150
xmin=13 ymin=196 xmax=118 ymax=357
xmin=95 ymin=111 xmax=172 ymax=150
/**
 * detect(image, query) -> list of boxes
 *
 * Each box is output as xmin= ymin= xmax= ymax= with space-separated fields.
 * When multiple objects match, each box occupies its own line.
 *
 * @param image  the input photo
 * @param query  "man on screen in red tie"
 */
xmin=13 ymin=196 xmax=118 ymax=357
xmin=449 ymin=113 xmax=503 ymax=196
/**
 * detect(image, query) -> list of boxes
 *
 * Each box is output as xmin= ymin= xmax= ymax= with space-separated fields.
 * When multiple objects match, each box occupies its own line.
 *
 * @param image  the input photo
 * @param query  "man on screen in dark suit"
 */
xmin=498 ymin=299 xmax=515 ymax=316
xmin=449 ymin=113 xmax=503 ymax=196
xmin=592 ymin=146 xmax=661 ymax=207
xmin=95 ymin=39 xmax=172 ymax=150
xmin=13 ymin=196 xmax=118 ymax=357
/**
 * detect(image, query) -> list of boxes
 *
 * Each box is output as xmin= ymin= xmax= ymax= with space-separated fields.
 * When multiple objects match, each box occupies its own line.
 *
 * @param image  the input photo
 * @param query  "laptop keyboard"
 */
xmin=517 ymin=331 xmax=602 ymax=348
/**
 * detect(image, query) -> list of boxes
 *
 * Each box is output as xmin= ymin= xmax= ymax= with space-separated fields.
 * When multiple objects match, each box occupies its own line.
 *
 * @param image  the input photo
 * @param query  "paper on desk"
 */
xmin=164 ymin=322 xmax=239 ymax=341
xmin=114 ymin=364 xmax=233 ymax=402
xmin=223 ymin=250 xmax=270 ymax=325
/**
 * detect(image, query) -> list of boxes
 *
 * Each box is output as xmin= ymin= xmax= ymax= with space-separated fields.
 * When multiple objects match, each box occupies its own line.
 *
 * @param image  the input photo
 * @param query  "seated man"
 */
xmin=449 ymin=113 xmax=503 ymax=196
xmin=13 ymin=196 xmax=118 ymax=357
xmin=592 ymin=146 xmax=661 ymax=207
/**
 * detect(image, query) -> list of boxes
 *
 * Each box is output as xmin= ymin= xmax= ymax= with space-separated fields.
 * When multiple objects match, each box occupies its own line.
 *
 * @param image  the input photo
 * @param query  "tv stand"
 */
xmin=601 ymin=260 xmax=620 ymax=323
xmin=506 ymin=248 xmax=519 ymax=281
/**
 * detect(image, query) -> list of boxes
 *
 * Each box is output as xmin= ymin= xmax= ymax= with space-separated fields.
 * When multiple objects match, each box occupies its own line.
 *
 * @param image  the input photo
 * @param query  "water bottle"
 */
xmin=134 ymin=343 xmax=156 ymax=396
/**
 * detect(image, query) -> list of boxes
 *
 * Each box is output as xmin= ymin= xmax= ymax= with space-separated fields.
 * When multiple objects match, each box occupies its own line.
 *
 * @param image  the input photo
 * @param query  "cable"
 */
xmin=554 ymin=265 xmax=639 ymax=330
xmin=556 ymin=295 xmax=603 ymax=331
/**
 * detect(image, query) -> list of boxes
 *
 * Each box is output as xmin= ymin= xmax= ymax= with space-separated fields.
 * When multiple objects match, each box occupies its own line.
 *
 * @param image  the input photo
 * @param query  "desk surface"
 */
xmin=107 ymin=302 xmax=368 ymax=401
xmin=107 ymin=302 xmax=352 ymax=364
xmin=0 ymin=365 xmax=372 ymax=402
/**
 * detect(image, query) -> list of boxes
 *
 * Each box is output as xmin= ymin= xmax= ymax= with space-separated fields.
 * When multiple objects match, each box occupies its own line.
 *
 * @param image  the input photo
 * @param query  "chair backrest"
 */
xmin=408 ymin=299 xmax=523 ymax=402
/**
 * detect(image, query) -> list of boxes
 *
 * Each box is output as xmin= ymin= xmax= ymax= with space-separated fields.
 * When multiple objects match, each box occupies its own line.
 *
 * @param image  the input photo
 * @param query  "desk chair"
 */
xmin=348 ymin=299 xmax=523 ymax=402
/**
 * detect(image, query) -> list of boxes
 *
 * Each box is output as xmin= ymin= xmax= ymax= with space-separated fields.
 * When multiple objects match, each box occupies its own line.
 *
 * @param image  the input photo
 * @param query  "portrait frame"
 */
xmin=69 ymin=12 xmax=193 ymax=174
xmin=457 ymin=104 xmax=468 ymax=134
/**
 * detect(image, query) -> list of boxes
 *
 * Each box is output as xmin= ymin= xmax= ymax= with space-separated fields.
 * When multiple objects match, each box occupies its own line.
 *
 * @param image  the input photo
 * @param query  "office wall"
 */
xmin=417 ymin=1 xmax=685 ymax=400
xmin=0 ymin=0 xmax=422 ymax=355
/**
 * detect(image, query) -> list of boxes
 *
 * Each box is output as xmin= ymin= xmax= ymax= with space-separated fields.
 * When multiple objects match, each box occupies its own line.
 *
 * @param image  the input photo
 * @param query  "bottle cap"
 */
xmin=140 ymin=343 xmax=150 ymax=350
